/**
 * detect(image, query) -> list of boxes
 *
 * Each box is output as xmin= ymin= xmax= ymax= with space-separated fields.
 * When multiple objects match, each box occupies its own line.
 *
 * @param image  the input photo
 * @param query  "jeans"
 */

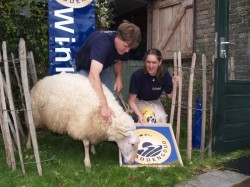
xmin=77 ymin=67 xmax=115 ymax=95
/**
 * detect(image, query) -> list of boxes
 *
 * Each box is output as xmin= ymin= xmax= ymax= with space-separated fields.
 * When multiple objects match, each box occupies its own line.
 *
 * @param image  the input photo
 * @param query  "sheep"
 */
xmin=27 ymin=73 xmax=139 ymax=167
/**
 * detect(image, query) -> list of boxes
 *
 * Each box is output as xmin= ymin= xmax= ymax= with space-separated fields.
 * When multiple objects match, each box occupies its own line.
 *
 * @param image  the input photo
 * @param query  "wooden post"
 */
xmin=200 ymin=54 xmax=207 ymax=159
xmin=170 ymin=52 xmax=177 ymax=125
xmin=27 ymin=51 xmax=38 ymax=85
xmin=0 ymin=72 xmax=19 ymax=148
xmin=3 ymin=41 xmax=26 ymax=174
xmin=19 ymin=38 xmax=42 ymax=176
xmin=11 ymin=53 xmax=26 ymax=139
xmin=176 ymin=51 xmax=182 ymax=146
xmin=0 ymin=87 xmax=11 ymax=166
xmin=0 ymin=69 xmax=16 ymax=169
xmin=187 ymin=53 xmax=196 ymax=161
xmin=0 ymin=95 xmax=11 ymax=166
xmin=208 ymin=56 xmax=214 ymax=157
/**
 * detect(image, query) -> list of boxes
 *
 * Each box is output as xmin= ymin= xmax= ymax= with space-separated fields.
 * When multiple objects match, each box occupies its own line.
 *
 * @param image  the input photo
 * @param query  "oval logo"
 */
xmin=56 ymin=0 xmax=92 ymax=8
xmin=135 ymin=129 xmax=171 ymax=164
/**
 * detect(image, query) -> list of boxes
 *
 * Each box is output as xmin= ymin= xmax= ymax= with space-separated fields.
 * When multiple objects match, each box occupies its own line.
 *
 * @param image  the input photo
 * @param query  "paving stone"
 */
xmin=174 ymin=170 xmax=250 ymax=187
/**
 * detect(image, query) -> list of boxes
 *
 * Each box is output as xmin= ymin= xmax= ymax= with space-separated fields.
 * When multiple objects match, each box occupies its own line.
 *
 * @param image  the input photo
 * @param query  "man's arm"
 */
xmin=113 ymin=60 xmax=124 ymax=93
xmin=88 ymin=60 xmax=115 ymax=123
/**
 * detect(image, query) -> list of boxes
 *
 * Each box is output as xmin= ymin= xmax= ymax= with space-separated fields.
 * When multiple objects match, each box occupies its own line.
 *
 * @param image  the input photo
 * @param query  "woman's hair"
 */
xmin=143 ymin=48 xmax=165 ymax=81
xmin=117 ymin=20 xmax=141 ymax=49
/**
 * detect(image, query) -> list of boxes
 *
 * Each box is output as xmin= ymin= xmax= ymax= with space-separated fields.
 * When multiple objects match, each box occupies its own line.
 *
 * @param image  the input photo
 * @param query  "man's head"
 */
xmin=115 ymin=21 xmax=141 ymax=54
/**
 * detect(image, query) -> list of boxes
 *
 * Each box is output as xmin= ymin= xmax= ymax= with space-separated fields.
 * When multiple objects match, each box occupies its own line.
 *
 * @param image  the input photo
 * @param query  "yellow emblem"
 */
xmin=141 ymin=107 xmax=156 ymax=123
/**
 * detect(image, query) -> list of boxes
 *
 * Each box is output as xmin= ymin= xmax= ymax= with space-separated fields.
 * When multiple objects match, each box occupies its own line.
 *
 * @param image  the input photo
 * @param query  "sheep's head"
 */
xmin=116 ymin=130 xmax=140 ymax=164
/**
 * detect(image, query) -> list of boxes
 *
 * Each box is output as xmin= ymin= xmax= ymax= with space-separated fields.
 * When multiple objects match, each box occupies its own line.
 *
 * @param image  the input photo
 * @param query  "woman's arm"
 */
xmin=167 ymin=75 xmax=180 ymax=99
xmin=128 ymin=94 xmax=145 ymax=124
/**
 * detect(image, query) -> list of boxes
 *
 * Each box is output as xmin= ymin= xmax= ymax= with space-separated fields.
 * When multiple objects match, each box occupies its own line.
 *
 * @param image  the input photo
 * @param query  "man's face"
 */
xmin=115 ymin=37 xmax=131 ymax=55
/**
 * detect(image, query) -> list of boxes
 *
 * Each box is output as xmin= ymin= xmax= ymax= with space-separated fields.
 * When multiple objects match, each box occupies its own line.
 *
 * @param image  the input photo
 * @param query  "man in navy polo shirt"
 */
xmin=75 ymin=21 xmax=141 ymax=123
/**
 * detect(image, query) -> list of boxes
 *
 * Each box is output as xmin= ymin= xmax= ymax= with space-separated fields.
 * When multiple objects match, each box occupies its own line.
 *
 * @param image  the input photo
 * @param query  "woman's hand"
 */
xmin=172 ymin=75 xmax=180 ymax=86
xmin=138 ymin=114 xmax=145 ymax=124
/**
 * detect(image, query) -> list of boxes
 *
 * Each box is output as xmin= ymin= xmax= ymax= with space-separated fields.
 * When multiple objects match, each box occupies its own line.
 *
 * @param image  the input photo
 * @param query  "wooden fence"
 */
xmin=168 ymin=52 xmax=214 ymax=161
xmin=0 ymin=38 xmax=42 ymax=176
xmin=0 ymin=38 xmax=215 ymax=176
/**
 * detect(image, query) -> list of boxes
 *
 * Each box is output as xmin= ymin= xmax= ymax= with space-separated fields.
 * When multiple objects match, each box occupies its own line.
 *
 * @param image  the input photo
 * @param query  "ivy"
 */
xmin=0 ymin=0 xmax=49 ymax=77
xmin=95 ymin=0 xmax=115 ymax=30
xmin=0 ymin=0 xmax=115 ymax=78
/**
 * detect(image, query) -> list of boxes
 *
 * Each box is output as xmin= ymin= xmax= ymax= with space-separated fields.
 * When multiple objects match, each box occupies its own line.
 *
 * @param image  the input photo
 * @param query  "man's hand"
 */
xmin=114 ymin=77 xmax=123 ymax=93
xmin=100 ymin=104 xmax=115 ymax=123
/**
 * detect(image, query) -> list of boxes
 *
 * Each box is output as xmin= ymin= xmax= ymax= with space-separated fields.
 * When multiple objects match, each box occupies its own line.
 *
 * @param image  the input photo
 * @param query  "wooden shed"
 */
xmin=115 ymin=0 xmax=250 ymax=154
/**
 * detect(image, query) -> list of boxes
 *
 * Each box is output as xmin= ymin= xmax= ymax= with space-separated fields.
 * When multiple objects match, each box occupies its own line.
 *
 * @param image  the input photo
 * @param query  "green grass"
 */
xmin=0 ymin=129 xmax=249 ymax=187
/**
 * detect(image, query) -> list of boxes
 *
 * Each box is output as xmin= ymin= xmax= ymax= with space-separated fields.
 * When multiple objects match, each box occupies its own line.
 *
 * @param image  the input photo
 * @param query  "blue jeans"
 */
xmin=77 ymin=68 xmax=115 ymax=95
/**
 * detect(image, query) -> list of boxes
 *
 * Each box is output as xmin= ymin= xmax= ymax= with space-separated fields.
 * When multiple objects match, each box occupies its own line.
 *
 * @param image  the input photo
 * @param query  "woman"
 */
xmin=128 ymin=48 xmax=178 ymax=124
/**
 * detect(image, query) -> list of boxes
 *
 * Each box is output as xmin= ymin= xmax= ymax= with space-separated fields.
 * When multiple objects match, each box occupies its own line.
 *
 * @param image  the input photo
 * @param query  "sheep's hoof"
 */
xmin=84 ymin=160 xmax=91 ymax=168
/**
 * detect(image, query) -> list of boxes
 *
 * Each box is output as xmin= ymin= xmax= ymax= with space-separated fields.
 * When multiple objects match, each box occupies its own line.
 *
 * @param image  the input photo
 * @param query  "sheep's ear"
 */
xmin=118 ymin=130 xmax=130 ymax=137
xmin=116 ymin=126 xmax=135 ymax=134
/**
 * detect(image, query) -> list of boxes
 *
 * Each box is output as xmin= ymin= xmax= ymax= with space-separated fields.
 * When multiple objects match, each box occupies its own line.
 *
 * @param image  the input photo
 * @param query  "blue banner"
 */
xmin=49 ymin=0 xmax=95 ymax=75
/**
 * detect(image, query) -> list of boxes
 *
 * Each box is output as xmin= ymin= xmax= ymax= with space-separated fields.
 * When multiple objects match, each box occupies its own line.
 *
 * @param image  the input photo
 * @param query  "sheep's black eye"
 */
xmin=131 ymin=143 xmax=135 ymax=147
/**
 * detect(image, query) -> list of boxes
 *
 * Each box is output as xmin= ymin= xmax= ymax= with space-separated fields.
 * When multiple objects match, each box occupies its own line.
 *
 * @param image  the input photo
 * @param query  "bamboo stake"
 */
xmin=0 ymin=69 xmax=16 ymax=169
xmin=187 ymin=53 xmax=196 ymax=161
xmin=3 ymin=41 xmax=26 ymax=174
xmin=170 ymin=52 xmax=177 ymax=125
xmin=176 ymin=51 xmax=182 ymax=146
xmin=200 ymin=54 xmax=207 ymax=159
xmin=208 ymin=56 xmax=214 ymax=157
xmin=19 ymin=38 xmax=42 ymax=176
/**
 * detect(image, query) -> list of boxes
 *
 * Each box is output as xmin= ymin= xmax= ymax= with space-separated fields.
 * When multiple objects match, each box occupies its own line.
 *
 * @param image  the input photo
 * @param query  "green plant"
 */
xmin=0 ymin=0 xmax=49 ymax=78
xmin=0 ymin=0 xmax=115 ymax=78
xmin=95 ymin=0 xmax=115 ymax=30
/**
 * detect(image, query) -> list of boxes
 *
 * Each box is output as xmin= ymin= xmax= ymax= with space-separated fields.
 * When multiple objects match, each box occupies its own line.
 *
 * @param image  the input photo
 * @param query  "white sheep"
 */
xmin=27 ymin=73 xmax=139 ymax=167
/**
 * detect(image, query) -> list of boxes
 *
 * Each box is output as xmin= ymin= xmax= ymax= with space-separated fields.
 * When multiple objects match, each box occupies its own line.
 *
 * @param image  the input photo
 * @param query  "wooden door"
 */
xmin=213 ymin=0 xmax=250 ymax=153
xmin=147 ymin=0 xmax=194 ymax=59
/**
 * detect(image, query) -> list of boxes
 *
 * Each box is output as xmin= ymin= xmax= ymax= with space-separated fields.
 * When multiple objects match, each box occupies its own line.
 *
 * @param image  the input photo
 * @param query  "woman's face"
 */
xmin=145 ymin=54 xmax=162 ymax=76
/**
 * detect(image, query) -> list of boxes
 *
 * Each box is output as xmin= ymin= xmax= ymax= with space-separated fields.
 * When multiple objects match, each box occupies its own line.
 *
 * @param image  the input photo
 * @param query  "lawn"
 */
xmin=0 ymin=127 xmax=249 ymax=187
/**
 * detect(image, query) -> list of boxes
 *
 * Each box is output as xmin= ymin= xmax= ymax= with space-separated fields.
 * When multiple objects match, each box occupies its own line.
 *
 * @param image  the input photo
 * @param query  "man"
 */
xmin=75 ymin=21 xmax=141 ymax=123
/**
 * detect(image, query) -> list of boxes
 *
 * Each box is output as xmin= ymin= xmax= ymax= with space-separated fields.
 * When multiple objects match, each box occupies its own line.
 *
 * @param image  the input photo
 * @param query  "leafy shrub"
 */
xmin=0 ymin=0 xmax=115 ymax=78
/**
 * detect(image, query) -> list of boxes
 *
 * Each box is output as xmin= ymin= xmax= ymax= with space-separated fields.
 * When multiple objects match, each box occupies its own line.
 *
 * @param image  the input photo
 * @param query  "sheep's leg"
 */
xmin=26 ymin=130 xmax=32 ymax=149
xmin=83 ymin=140 xmax=91 ymax=167
xmin=90 ymin=144 xmax=96 ymax=155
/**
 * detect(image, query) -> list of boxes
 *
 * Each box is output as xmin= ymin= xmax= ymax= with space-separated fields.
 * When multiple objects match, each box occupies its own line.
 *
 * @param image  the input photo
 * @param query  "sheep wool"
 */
xmin=29 ymin=73 xmax=139 ymax=167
